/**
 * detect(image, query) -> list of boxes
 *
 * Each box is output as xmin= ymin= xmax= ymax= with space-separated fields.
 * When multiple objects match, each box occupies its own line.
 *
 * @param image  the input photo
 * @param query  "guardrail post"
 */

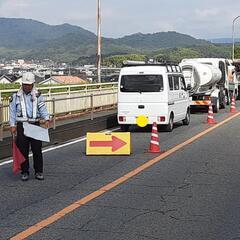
xmin=68 ymin=86 xmax=71 ymax=96
xmin=68 ymin=86 xmax=71 ymax=114
xmin=90 ymin=94 xmax=94 ymax=120
xmin=52 ymin=98 xmax=56 ymax=129
xmin=0 ymin=103 xmax=3 ymax=141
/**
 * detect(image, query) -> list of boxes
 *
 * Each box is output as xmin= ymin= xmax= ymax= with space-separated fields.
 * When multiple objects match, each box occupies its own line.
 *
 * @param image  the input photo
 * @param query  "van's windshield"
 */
xmin=120 ymin=75 xmax=164 ymax=92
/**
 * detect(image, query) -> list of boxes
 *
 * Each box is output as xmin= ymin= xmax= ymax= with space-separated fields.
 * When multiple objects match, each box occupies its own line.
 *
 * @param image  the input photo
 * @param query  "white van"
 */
xmin=117 ymin=61 xmax=191 ymax=131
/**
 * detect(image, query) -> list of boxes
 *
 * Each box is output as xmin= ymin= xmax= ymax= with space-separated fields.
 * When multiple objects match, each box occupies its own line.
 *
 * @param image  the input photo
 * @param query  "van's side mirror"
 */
xmin=186 ymin=84 xmax=191 ymax=91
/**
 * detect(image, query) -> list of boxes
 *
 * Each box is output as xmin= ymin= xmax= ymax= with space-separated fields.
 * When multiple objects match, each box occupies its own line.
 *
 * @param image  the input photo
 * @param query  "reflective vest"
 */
xmin=16 ymin=92 xmax=38 ymax=122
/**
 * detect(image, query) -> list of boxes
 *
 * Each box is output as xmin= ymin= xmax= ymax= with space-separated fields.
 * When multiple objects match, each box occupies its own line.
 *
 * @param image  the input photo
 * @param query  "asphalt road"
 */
xmin=1 ymin=105 xmax=240 ymax=240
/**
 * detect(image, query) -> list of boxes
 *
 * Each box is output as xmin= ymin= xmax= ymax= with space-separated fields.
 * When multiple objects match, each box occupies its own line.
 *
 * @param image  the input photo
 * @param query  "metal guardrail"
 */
xmin=0 ymin=82 xmax=118 ymax=141
xmin=48 ymin=91 xmax=118 ymax=129
xmin=0 ymin=82 xmax=118 ymax=99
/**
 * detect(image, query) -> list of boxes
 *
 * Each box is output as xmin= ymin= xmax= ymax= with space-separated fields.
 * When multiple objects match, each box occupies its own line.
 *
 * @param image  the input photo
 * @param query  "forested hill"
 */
xmin=0 ymin=17 xmax=212 ymax=61
xmin=0 ymin=17 xmax=95 ymax=48
xmin=115 ymin=32 xmax=208 ymax=50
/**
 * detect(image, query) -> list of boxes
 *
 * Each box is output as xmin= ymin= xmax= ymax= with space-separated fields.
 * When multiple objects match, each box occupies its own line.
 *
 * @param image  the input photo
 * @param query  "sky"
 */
xmin=0 ymin=0 xmax=240 ymax=40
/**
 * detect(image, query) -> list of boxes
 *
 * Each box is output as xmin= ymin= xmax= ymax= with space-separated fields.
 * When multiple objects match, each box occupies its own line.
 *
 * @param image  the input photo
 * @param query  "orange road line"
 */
xmin=10 ymin=112 xmax=240 ymax=240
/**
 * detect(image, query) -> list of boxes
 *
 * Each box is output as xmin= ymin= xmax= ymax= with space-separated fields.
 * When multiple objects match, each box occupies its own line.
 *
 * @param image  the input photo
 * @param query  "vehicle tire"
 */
xmin=235 ymin=89 xmax=238 ymax=100
xmin=237 ymin=87 xmax=240 ymax=100
xmin=120 ymin=125 xmax=130 ymax=132
xmin=213 ymin=98 xmax=219 ymax=113
xmin=221 ymin=95 xmax=226 ymax=109
xmin=182 ymin=109 xmax=190 ymax=125
xmin=165 ymin=114 xmax=174 ymax=132
xmin=225 ymin=90 xmax=230 ymax=105
xmin=228 ymin=92 xmax=232 ymax=105
xmin=222 ymin=101 xmax=226 ymax=109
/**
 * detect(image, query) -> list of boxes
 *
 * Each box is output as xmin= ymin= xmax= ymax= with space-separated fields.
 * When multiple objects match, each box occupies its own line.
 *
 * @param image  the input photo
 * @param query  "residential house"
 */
xmin=39 ymin=75 xmax=88 ymax=85
xmin=13 ymin=76 xmax=22 ymax=84
xmin=10 ymin=75 xmax=22 ymax=84
xmin=0 ymin=75 xmax=12 ymax=84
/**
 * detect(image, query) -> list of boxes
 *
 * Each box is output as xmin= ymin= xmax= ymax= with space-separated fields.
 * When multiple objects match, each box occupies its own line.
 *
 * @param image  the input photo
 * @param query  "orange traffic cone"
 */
xmin=206 ymin=104 xmax=217 ymax=124
xmin=230 ymin=95 xmax=237 ymax=113
xmin=148 ymin=122 xmax=161 ymax=153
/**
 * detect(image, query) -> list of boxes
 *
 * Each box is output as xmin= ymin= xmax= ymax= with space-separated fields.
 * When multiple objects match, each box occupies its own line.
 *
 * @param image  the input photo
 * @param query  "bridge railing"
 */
xmin=0 ymin=82 xmax=118 ymax=98
xmin=0 ymin=82 xmax=118 ymax=141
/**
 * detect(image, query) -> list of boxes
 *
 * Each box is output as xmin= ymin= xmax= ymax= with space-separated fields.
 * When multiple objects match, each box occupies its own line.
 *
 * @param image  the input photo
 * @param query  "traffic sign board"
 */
xmin=86 ymin=132 xmax=131 ymax=155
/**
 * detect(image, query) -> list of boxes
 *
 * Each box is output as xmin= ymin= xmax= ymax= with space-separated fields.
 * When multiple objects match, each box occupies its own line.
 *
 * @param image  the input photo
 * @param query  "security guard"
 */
xmin=9 ymin=72 xmax=49 ymax=181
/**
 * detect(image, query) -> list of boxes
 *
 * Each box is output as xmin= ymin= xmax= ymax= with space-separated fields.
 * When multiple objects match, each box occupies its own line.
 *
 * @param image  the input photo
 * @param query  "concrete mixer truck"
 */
xmin=180 ymin=58 xmax=237 ymax=113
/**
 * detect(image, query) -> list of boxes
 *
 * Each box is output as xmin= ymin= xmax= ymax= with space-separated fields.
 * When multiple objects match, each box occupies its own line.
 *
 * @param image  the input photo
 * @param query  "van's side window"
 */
xmin=173 ymin=76 xmax=180 ymax=90
xmin=168 ymin=76 xmax=174 ymax=91
xmin=180 ymin=77 xmax=186 ymax=90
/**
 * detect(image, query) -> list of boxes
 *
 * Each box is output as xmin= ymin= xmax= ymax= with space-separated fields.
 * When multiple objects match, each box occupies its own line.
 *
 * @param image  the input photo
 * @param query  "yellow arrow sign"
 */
xmin=86 ymin=132 xmax=131 ymax=155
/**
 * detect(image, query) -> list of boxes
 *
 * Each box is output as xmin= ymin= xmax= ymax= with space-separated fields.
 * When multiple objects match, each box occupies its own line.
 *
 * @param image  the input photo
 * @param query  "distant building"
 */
xmin=13 ymin=76 xmax=22 ymax=84
xmin=0 ymin=74 xmax=23 ymax=84
xmin=0 ymin=75 xmax=12 ymax=84
xmin=17 ymin=59 xmax=25 ymax=65
xmin=39 ymin=75 xmax=88 ymax=85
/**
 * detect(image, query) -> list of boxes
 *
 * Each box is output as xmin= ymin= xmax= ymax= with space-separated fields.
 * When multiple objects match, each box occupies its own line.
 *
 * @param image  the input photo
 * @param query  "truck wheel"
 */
xmin=229 ymin=91 xmax=233 ymax=105
xmin=165 ymin=115 xmax=174 ymax=132
xmin=222 ymin=101 xmax=226 ymax=109
xmin=120 ymin=125 xmax=130 ymax=132
xmin=221 ymin=96 xmax=226 ymax=109
xmin=182 ymin=109 xmax=190 ymax=125
xmin=225 ymin=91 xmax=230 ymax=105
xmin=213 ymin=99 xmax=219 ymax=113
xmin=237 ymin=87 xmax=240 ymax=100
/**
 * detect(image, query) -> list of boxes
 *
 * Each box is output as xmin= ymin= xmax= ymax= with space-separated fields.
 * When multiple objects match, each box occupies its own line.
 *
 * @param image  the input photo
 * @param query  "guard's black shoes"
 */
xmin=35 ymin=172 xmax=44 ymax=180
xmin=21 ymin=173 xmax=29 ymax=181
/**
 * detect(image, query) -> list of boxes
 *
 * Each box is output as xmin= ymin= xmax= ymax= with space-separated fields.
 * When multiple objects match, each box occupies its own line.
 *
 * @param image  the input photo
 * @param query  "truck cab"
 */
xmin=117 ymin=61 xmax=190 ymax=132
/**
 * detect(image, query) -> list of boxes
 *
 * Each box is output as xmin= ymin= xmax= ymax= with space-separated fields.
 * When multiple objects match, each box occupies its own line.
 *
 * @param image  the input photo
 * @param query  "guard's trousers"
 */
xmin=16 ymin=122 xmax=43 ymax=174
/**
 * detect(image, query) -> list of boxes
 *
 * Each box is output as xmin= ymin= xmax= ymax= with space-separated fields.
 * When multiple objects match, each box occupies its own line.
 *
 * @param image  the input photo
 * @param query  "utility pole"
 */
xmin=232 ymin=16 xmax=240 ymax=60
xmin=68 ymin=63 xmax=71 ymax=76
xmin=97 ymin=0 xmax=101 ymax=83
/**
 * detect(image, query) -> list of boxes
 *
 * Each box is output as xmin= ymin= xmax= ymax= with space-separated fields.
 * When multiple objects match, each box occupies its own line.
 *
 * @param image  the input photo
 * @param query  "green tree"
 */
xmin=235 ymin=45 xmax=240 ymax=59
xmin=103 ymin=54 xmax=147 ymax=67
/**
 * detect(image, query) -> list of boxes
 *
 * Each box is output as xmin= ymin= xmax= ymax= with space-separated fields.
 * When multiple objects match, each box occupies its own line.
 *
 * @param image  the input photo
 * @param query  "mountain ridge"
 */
xmin=0 ymin=17 xmax=212 ymax=61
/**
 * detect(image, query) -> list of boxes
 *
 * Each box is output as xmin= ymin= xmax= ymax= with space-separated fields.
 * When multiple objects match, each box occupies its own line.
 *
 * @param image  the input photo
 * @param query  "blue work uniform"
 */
xmin=9 ymin=92 xmax=49 ymax=126
xmin=9 ymin=90 xmax=49 ymax=175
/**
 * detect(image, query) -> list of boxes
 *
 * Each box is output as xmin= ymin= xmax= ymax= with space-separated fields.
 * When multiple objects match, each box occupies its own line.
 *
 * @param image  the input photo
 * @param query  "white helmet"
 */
xmin=22 ymin=72 xmax=35 ymax=84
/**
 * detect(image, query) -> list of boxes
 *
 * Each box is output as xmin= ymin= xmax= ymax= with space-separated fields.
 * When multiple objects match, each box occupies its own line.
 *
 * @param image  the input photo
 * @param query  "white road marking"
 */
xmin=0 ymin=127 xmax=121 ymax=167
xmin=0 ymin=160 xmax=13 ymax=166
